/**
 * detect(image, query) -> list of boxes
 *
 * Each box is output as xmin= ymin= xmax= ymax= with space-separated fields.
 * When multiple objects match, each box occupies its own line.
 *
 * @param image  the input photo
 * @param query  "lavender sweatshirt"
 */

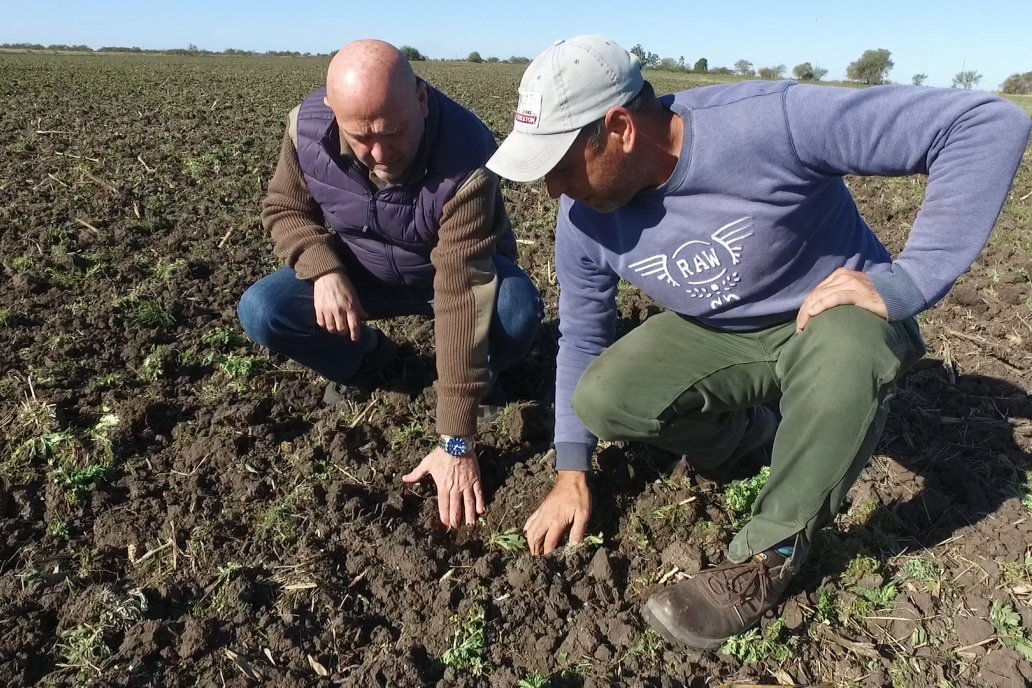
xmin=554 ymin=81 xmax=1031 ymax=471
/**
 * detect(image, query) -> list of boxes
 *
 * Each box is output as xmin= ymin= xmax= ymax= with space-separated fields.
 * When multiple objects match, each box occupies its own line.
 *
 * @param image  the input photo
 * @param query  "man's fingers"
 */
xmin=473 ymin=482 xmax=486 ymax=515
xmin=463 ymin=490 xmax=477 ymax=527
xmin=346 ymin=309 xmax=363 ymax=343
xmin=569 ymin=513 xmax=588 ymax=544
xmin=438 ymin=490 xmax=451 ymax=529
xmin=542 ymin=521 xmax=568 ymax=555
xmin=401 ymin=463 xmax=427 ymax=484
xmin=449 ymin=489 xmax=462 ymax=530
xmin=524 ymin=513 xmax=544 ymax=556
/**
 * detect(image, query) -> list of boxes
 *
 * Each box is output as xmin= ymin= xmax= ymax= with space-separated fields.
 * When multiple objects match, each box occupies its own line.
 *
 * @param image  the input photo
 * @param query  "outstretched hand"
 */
xmin=524 ymin=471 xmax=592 ymax=556
xmin=402 ymin=446 xmax=486 ymax=529
xmin=796 ymin=267 xmax=887 ymax=332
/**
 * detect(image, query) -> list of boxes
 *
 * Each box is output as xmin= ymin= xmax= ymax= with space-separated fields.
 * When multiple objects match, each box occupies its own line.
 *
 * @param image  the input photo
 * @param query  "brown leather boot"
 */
xmin=642 ymin=549 xmax=794 ymax=649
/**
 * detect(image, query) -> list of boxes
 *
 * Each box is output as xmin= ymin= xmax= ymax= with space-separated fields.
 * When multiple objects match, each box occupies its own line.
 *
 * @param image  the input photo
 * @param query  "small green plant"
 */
xmin=49 ymin=521 xmax=70 ymax=538
xmin=95 ymin=372 xmax=126 ymax=389
xmin=900 ymin=556 xmax=943 ymax=592
xmin=517 ymin=672 xmax=550 ymax=688
xmin=724 ymin=466 xmax=771 ymax=522
xmin=153 ymin=258 xmax=187 ymax=283
xmin=489 ymin=528 xmax=527 ymax=552
xmin=130 ymin=299 xmax=174 ymax=327
xmin=140 ymin=345 xmax=176 ymax=381
xmin=989 ymin=600 xmax=1032 ymax=661
xmin=51 ymin=463 xmax=113 ymax=502
xmin=625 ymin=628 xmax=663 ymax=664
xmin=721 ymin=618 xmax=795 ymax=663
xmin=0 ymin=309 xmax=9 ymax=327
xmin=10 ymin=255 xmax=39 ymax=273
xmin=219 ymin=354 xmax=260 ymax=379
xmin=184 ymin=152 xmax=221 ymax=181
xmin=1009 ymin=471 xmax=1032 ymax=513
xmin=442 ymin=603 xmax=489 ymax=676
xmin=201 ymin=326 xmax=246 ymax=349
xmin=57 ymin=588 xmax=147 ymax=680
xmin=816 ymin=587 xmax=838 ymax=624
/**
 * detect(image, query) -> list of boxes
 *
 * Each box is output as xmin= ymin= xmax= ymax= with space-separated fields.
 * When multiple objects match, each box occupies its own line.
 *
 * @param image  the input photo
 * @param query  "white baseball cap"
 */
xmin=486 ymin=35 xmax=644 ymax=182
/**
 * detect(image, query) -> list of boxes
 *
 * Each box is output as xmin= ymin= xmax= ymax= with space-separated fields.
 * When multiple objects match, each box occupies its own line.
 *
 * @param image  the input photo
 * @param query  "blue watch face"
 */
xmin=443 ymin=437 xmax=469 ymax=456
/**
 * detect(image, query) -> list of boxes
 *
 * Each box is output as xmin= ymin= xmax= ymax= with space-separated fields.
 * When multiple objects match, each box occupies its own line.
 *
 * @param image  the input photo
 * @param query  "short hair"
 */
xmin=579 ymin=80 xmax=656 ymax=151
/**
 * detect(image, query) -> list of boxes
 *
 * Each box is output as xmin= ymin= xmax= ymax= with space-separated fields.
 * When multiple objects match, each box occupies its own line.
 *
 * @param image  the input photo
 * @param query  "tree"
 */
xmin=846 ymin=49 xmax=893 ymax=84
xmin=678 ymin=56 xmax=686 ymax=70
xmin=1001 ymin=71 xmax=1032 ymax=95
xmin=400 ymin=45 xmax=426 ymax=61
xmin=734 ymin=59 xmax=755 ymax=77
xmin=659 ymin=57 xmax=679 ymax=71
xmin=630 ymin=43 xmax=660 ymax=68
xmin=758 ymin=64 xmax=786 ymax=80
xmin=693 ymin=58 xmax=709 ymax=74
xmin=791 ymin=62 xmax=828 ymax=81
xmin=912 ymin=73 xmax=928 ymax=86
xmin=792 ymin=62 xmax=815 ymax=80
xmin=467 ymin=51 xmax=482 ymax=63
xmin=952 ymin=70 xmax=982 ymax=90
xmin=508 ymin=56 xmax=531 ymax=64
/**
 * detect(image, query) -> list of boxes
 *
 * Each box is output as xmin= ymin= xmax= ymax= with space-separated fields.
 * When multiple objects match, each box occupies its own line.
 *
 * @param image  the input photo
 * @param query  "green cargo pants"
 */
xmin=571 ymin=305 xmax=926 ymax=563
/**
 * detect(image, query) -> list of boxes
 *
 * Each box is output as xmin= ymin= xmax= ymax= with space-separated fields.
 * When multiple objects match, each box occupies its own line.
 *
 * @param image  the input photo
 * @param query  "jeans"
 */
xmin=571 ymin=306 xmax=926 ymax=561
xmin=238 ymin=255 xmax=543 ymax=384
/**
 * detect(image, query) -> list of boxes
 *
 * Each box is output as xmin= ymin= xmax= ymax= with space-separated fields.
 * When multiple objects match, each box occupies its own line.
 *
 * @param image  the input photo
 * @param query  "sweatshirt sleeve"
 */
xmin=261 ymin=129 xmax=344 ymax=281
xmin=553 ymin=200 xmax=620 ymax=471
xmin=431 ymin=168 xmax=510 ymax=437
xmin=783 ymin=83 xmax=1032 ymax=321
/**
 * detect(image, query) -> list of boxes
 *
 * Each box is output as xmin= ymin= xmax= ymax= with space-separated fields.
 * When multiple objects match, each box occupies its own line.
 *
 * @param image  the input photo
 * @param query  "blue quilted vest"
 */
xmin=295 ymin=84 xmax=516 ymax=287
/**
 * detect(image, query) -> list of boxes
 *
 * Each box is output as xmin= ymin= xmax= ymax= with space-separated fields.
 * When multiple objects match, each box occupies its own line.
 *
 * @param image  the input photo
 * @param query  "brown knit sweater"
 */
xmin=261 ymin=123 xmax=513 ymax=437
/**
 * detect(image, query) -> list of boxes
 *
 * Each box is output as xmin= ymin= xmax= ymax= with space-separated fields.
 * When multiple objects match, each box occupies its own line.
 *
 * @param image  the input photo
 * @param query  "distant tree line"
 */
xmin=0 ymin=42 xmax=327 ymax=57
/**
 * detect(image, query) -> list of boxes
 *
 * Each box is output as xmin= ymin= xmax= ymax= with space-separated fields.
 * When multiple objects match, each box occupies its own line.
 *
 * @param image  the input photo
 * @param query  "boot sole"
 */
xmin=642 ymin=597 xmax=726 ymax=650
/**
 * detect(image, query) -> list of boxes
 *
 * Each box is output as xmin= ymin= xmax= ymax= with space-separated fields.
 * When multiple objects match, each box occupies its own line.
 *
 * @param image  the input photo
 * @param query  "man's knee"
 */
xmin=238 ymin=282 xmax=278 ymax=348
xmin=495 ymin=268 xmax=543 ymax=339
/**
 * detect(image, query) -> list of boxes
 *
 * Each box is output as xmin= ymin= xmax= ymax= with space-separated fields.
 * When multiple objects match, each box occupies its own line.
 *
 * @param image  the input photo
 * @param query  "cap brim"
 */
xmin=486 ymin=128 xmax=580 ymax=182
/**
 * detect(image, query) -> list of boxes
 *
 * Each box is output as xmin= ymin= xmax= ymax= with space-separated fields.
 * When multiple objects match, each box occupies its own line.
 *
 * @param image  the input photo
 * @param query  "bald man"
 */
xmin=239 ymin=40 xmax=542 ymax=530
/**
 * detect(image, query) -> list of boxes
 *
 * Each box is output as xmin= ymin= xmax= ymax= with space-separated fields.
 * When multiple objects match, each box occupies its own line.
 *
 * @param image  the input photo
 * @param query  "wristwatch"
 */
xmin=439 ymin=435 xmax=472 ymax=458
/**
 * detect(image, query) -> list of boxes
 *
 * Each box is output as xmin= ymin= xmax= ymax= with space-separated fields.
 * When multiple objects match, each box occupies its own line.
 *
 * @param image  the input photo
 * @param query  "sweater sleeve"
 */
xmin=261 ymin=129 xmax=344 ymax=280
xmin=431 ymin=168 xmax=511 ymax=437
xmin=553 ymin=200 xmax=620 ymax=471
xmin=784 ymin=83 xmax=1032 ymax=321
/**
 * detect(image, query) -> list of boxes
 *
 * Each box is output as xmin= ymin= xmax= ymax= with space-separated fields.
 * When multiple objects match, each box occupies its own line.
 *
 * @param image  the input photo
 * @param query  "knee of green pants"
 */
xmin=572 ymin=361 xmax=620 ymax=440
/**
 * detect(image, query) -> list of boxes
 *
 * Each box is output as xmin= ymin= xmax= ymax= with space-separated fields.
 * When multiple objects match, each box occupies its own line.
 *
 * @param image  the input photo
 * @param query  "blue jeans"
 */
xmin=238 ymin=256 xmax=543 ymax=384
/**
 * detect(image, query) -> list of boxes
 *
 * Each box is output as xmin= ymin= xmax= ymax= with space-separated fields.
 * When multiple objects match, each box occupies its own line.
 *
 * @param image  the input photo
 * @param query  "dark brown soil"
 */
xmin=1 ymin=53 xmax=1031 ymax=688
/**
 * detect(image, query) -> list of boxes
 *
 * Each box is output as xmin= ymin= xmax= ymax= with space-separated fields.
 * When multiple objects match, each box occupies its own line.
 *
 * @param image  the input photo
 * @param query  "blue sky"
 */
xmin=4 ymin=0 xmax=1029 ymax=90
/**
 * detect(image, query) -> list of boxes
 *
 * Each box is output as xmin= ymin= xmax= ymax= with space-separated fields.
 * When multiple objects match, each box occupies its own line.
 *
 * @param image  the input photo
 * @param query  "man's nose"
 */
xmin=370 ymin=142 xmax=387 ymax=163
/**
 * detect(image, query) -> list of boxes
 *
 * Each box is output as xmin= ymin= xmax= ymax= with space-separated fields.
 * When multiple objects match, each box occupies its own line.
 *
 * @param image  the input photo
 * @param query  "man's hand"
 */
xmin=796 ymin=267 xmax=888 ymax=332
xmin=524 ymin=470 xmax=592 ymax=556
xmin=402 ymin=447 xmax=486 ymax=530
xmin=314 ymin=270 xmax=367 ymax=341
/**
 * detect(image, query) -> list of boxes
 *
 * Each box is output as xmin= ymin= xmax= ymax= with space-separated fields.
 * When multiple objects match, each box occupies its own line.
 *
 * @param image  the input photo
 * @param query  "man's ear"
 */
xmin=604 ymin=107 xmax=636 ymax=153
xmin=416 ymin=80 xmax=429 ymax=118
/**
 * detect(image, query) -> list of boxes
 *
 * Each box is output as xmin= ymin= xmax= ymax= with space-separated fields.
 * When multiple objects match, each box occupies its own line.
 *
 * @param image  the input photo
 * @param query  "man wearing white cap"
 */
xmin=487 ymin=35 xmax=1031 ymax=648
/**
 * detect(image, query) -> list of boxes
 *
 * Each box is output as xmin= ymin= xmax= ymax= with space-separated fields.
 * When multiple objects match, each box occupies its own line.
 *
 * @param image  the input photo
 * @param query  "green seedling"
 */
xmin=140 ymin=345 xmax=175 ymax=381
xmin=625 ymin=628 xmax=663 ymax=664
xmin=816 ymin=587 xmax=839 ymax=625
xmin=989 ymin=600 xmax=1032 ymax=661
xmin=201 ymin=325 xmax=246 ymax=349
xmin=218 ymin=354 xmax=260 ymax=379
xmin=724 ymin=466 xmax=770 ymax=522
xmin=517 ymin=672 xmax=550 ymax=688
xmin=57 ymin=588 xmax=147 ymax=680
xmin=721 ymin=618 xmax=795 ymax=663
xmin=442 ymin=603 xmax=489 ymax=676
xmin=489 ymin=528 xmax=527 ymax=552
xmin=130 ymin=299 xmax=174 ymax=327
xmin=153 ymin=258 xmax=187 ymax=282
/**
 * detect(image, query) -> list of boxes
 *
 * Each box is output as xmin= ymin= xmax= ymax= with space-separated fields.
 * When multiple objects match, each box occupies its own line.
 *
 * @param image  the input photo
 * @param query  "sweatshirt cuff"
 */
xmin=294 ymin=243 xmax=345 ymax=281
xmin=435 ymin=393 xmax=479 ymax=438
xmin=868 ymin=265 xmax=926 ymax=322
xmin=555 ymin=442 xmax=595 ymax=472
